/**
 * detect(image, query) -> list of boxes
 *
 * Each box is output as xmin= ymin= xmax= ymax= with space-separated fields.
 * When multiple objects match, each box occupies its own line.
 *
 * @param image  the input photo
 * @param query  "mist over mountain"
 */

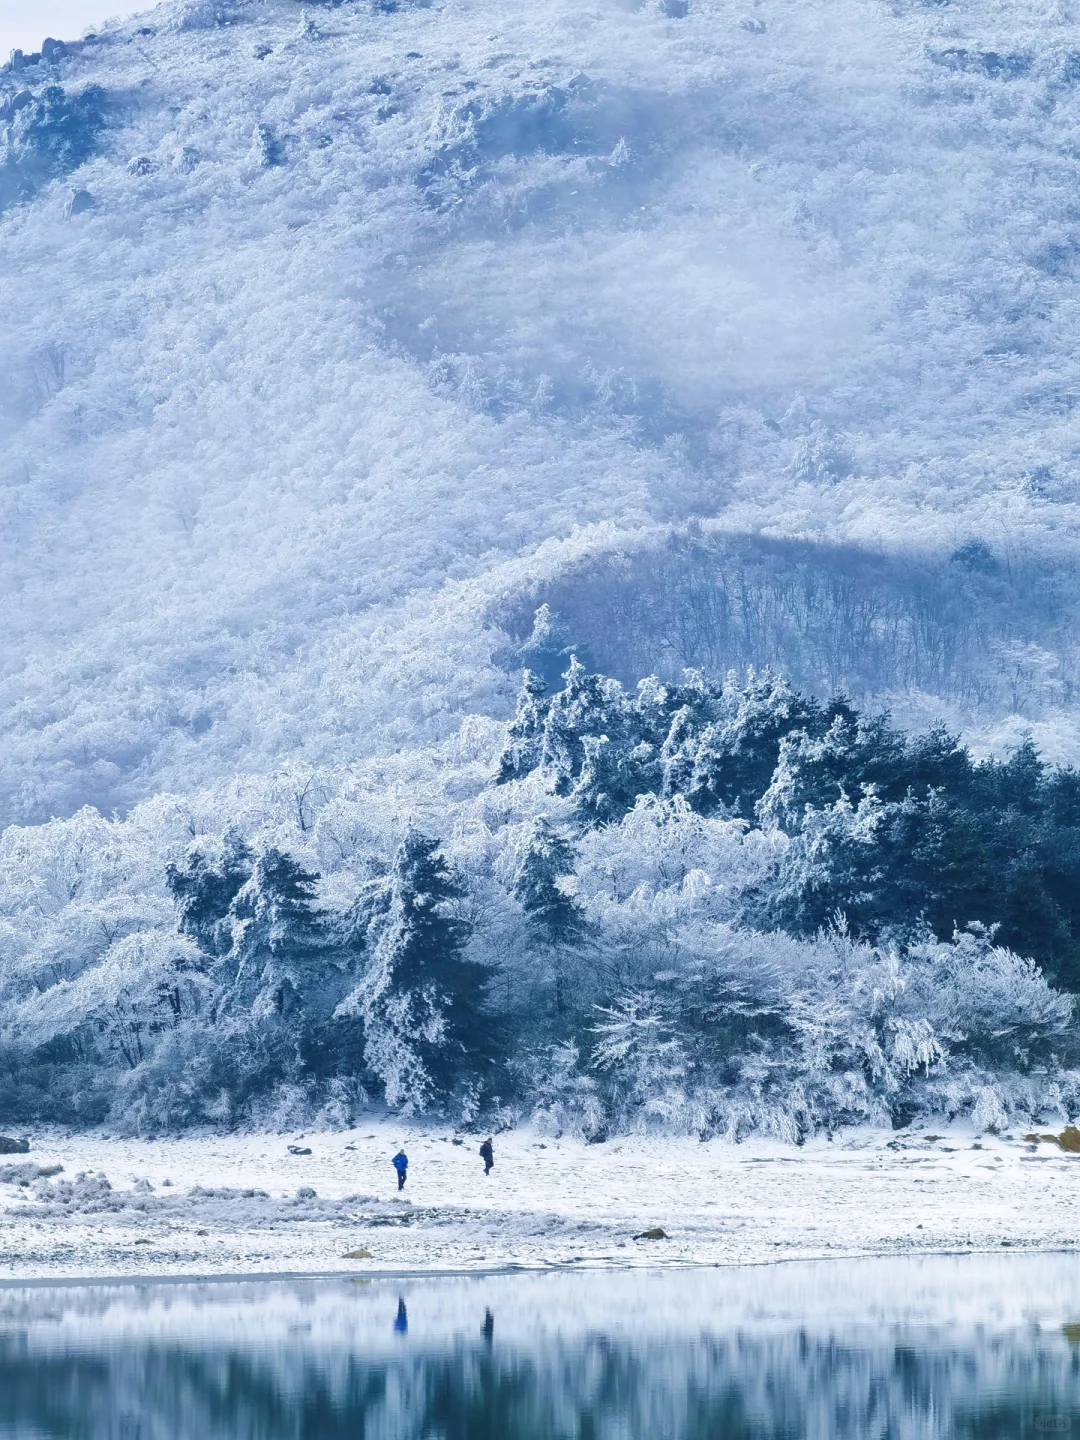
xmin=4 ymin=0 xmax=1080 ymax=1135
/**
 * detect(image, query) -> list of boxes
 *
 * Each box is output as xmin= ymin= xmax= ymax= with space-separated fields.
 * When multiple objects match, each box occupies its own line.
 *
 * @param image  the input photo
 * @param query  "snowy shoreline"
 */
xmin=4 ymin=1249 xmax=1080 ymax=1293
xmin=2 ymin=1118 xmax=1079 ymax=1284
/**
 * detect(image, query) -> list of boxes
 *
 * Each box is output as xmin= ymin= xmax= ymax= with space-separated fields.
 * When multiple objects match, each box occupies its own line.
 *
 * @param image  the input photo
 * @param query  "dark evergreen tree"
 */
xmin=501 ymin=658 xmax=655 ymax=819
xmin=166 ymin=833 xmax=252 ymax=957
xmin=511 ymin=818 xmax=590 ymax=1017
xmin=497 ymin=669 xmax=550 ymax=783
xmin=663 ymin=671 xmax=822 ymax=819
xmin=901 ymin=724 xmax=972 ymax=798
xmin=1 ymin=84 xmax=108 ymax=211
xmin=949 ymin=537 xmax=999 ymax=573
xmin=513 ymin=818 xmax=583 ymax=946
xmin=756 ymin=793 xmax=887 ymax=939
xmin=985 ymin=735 xmax=1044 ymax=814
xmin=755 ymin=708 xmax=905 ymax=832
xmin=572 ymin=733 xmax=660 ymax=824
xmin=224 ymin=847 xmax=326 ymax=1022
xmin=1034 ymin=769 xmax=1080 ymax=988
xmin=354 ymin=829 xmax=498 ymax=1112
xmin=539 ymin=655 xmax=633 ymax=796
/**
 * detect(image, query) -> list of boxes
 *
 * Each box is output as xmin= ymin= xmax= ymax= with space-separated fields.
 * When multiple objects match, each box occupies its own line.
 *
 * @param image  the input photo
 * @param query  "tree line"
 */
xmin=1 ymin=655 xmax=1078 ymax=1138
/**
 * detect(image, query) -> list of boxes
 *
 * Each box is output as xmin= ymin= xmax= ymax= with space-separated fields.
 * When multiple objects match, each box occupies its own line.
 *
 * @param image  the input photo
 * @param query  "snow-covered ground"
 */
xmin=1 ymin=1119 xmax=1076 ymax=1282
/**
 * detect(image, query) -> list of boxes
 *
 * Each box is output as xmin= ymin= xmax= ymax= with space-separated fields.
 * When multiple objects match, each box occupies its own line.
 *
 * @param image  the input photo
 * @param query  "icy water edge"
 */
xmin=3 ymin=1255 xmax=1080 ymax=1438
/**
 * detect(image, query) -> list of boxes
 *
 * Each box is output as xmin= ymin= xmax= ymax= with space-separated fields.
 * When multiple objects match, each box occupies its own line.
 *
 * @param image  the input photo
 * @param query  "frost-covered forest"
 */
xmin=2 ymin=656 xmax=1078 ymax=1137
xmin=3 ymin=0 xmax=1080 ymax=1136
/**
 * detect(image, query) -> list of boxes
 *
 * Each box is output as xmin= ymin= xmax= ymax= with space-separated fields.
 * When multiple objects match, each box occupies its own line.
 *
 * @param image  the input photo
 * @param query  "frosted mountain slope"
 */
xmin=2 ymin=0 xmax=1080 ymax=821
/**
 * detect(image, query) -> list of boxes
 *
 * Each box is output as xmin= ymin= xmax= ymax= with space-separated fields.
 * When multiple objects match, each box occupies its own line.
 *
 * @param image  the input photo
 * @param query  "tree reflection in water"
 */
xmin=1 ymin=1259 xmax=1080 ymax=1439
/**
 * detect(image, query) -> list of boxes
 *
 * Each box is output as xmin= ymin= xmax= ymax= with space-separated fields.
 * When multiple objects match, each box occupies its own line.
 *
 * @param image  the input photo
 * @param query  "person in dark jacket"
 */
xmin=480 ymin=1138 xmax=494 ymax=1175
xmin=392 ymin=1148 xmax=408 ymax=1190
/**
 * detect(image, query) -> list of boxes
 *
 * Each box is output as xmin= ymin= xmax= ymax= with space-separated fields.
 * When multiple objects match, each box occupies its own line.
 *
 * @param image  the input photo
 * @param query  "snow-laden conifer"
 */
xmin=337 ymin=829 xmax=497 ymax=1115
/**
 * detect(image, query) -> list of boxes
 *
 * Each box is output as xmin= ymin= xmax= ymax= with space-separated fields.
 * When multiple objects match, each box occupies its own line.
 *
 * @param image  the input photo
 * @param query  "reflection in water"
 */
xmin=2 ymin=1257 xmax=1080 ymax=1438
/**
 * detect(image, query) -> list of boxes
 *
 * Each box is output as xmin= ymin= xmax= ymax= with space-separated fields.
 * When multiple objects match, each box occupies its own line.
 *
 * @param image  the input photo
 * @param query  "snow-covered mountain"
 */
xmin=7 ymin=0 xmax=1080 ymax=1137
xmin=4 ymin=0 xmax=1080 ymax=825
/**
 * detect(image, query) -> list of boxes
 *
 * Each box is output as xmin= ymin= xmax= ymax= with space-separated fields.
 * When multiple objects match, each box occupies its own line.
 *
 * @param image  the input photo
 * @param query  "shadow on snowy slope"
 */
xmin=498 ymin=531 xmax=1080 ymax=723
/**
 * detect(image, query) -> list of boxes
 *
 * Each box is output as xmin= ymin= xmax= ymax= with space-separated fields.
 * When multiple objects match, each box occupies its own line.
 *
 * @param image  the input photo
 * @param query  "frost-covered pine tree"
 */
xmin=511 ymin=816 xmax=589 ymax=1016
xmin=222 ymin=847 xmax=326 ymax=1023
xmin=533 ymin=657 xmax=659 ymax=820
xmin=664 ymin=670 xmax=816 ymax=818
xmin=539 ymin=655 xmax=624 ymax=794
xmin=338 ymin=828 xmax=496 ymax=1114
xmin=512 ymin=817 xmax=584 ymax=947
xmin=497 ymin=669 xmax=550 ymax=784
xmin=166 ymin=833 xmax=253 ymax=957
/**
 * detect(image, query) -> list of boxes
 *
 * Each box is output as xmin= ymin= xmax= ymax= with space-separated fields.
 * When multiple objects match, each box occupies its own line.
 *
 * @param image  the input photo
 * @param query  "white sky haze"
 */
xmin=1 ymin=1 xmax=147 ymax=55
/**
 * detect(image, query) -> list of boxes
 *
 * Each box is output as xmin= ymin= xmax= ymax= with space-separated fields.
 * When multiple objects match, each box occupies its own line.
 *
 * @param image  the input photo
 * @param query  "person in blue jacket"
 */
xmin=392 ymin=1147 xmax=408 ymax=1191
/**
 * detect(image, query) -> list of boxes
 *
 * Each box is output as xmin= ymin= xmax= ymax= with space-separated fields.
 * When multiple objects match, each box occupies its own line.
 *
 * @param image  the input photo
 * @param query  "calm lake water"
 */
xmin=3 ymin=1255 xmax=1080 ymax=1438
